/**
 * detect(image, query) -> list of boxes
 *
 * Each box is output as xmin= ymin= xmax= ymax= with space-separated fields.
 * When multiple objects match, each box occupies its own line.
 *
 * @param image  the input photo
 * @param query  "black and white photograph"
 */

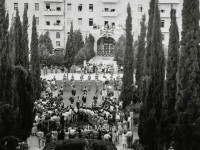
xmin=0 ymin=0 xmax=199 ymax=150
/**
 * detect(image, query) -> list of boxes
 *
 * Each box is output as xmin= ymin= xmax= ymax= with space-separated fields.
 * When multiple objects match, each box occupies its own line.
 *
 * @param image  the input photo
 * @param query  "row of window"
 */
xmin=53 ymin=33 xmax=165 ymax=48
xmin=67 ymin=3 xmax=93 ymax=12
xmin=14 ymin=3 xmax=39 ymax=11
xmin=14 ymin=3 xmax=144 ymax=13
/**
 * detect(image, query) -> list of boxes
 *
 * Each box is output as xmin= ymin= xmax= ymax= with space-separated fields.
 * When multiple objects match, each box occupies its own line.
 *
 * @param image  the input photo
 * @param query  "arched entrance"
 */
xmin=97 ymin=37 xmax=116 ymax=57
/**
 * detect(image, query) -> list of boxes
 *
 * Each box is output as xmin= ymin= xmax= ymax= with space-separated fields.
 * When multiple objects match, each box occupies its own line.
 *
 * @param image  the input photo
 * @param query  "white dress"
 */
xmin=122 ymin=133 xmax=127 ymax=145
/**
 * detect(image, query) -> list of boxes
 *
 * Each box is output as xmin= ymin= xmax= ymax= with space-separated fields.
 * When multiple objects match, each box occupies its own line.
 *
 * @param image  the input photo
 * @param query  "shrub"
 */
xmin=132 ymin=139 xmax=144 ymax=150
xmin=44 ymin=139 xmax=117 ymax=150
xmin=0 ymin=136 xmax=19 ymax=150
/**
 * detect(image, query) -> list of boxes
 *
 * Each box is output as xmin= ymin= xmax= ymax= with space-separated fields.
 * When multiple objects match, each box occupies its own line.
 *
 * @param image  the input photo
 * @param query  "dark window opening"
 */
xmin=46 ymin=4 xmax=50 ymax=10
xmin=89 ymin=18 xmax=93 ymax=26
xmin=89 ymin=4 xmax=93 ymax=12
xmin=78 ymin=4 xmax=82 ymax=11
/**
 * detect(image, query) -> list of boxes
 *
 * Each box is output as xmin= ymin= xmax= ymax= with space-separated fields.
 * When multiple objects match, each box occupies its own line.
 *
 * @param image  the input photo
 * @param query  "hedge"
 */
xmin=44 ymin=139 xmax=117 ymax=150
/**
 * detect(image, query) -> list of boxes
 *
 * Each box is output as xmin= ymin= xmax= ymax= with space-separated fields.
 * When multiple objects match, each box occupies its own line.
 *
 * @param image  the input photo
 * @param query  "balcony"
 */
xmin=43 ymin=25 xmax=64 ymax=31
xmin=159 ymin=0 xmax=180 ymax=4
xmin=42 ymin=10 xmax=64 ymax=16
xmin=43 ymin=0 xmax=64 ymax=3
xmin=101 ymin=0 xmax=118 ymax=3
xmin=101 ymin=12 xmax=118 ymax=17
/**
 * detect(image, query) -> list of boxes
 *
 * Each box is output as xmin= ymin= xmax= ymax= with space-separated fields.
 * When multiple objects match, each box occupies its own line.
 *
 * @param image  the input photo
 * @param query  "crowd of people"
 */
xmin=42 ymin=62 xmax=116 ymax=76
xmin=32 ymin=72 xmax=134 ymax=149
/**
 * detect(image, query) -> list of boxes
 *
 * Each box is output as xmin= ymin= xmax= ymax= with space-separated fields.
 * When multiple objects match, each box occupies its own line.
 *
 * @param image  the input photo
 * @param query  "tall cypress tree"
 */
xmin=160 ymin=8 xmax=179 ymax=149
xmin=0 ymin=0 xmax=5 ymax=46
xmin=121 ymin=3 xmax=134 ymax=109
xmin=14 ymin=9 xmax=23 ymax=66
xmin=138 ymin=0 xmax=155 ymax=145
xmin=141 ymin=1 xmax=165 ymax=150
xmin=174 ymin=0 xmax=200 ymax=149
xmin=135 ymin=14 xmax=146 ymax=101
xmin=22 ymin=7 xmax=29 ymax=70
xmin=0 ymin=0 xmax=10 ymax=104
xmin=30 ymin=15 xmax=41 ymax=100
xmin=64 ymin=22 xmax=75 ymax=74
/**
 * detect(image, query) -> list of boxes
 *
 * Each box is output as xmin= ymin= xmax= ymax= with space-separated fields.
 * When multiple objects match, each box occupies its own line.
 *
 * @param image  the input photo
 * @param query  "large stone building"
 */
xmin=5 ymin=0 xmax=183 ymax=56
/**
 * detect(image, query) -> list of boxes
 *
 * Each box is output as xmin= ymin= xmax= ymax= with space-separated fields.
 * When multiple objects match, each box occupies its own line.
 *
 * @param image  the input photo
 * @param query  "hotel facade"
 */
xmin=5 ymin=0 xmax=183 ymax=56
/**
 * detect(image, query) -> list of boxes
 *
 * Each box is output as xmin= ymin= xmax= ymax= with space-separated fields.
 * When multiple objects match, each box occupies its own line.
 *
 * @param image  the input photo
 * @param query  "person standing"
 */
xmin=76 ymin=96 xmax=80 ymax=110
xmin=36 ymin=130 xmax=44 ymax=148
xmin=122 ymin=131 xmax=127 ymax=149
xmin=55 ymin=65 xmax=58 ymax=74
xmin=72 ymin=86 xmax=76 ymax=96
xmin=80 ymin=74 xmax=84 ymax=91
xmin=82 ymin=93 xmax=87 ymax=104
xmin=87 ymin=74 xmax=91 ymax=91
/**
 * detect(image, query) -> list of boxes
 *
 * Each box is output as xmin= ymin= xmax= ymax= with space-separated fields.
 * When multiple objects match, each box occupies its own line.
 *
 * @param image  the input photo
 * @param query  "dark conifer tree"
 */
xmin=141 ymin=1 xmax=165 ymax=149
xmin=43 ymin=31 xmax=54 ymax=54
xmin=14 ymin=9 xmax=23 ymax=66
xmin=121 ymin=3 xmax=134 ymax=109
xmin=64 ymin=22 xmax=75 ymax=73
xmin=85 ymin=33 xmax=95 ymax=61
xmin=30 ymin=15 xmax=41 ymax=100
xmin=174 ymin=0 xmax=200 ymax=149
xmin=138 ymin=0 xmax=155 ymax=146
xmin=22 ymin=7 xmax=29 ymax=70
xmin=135 ymin=14 xmax=146 ymax=101
xmin=160 ymin=8 xmax=179 ymax=149
xmin=144 ymin=0 xmax=155 ymax=77
xmin=73 ymin=29 xmax=84 ymax=56
xmin=0 ymin=0 xmax=11 ymax=104
xmin=114 ymin=35 xmax=126 ymax=67
xmin=0 ymin=0 xmax=6 ymax=46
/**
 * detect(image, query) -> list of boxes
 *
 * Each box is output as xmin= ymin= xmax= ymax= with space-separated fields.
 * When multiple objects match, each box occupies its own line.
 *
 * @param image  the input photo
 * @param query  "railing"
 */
xmin=43 ymin=0 xmax=64 ymax=2
xmin=43 ymin=25 xmax=64 ymax=30
xmin=101 ymin=12 xmax=118 ymax=17
xmin=42 ymin=10 xmax=64 ymax=16
xmin=159 ymin=0 xmax=180 ymax=4
xmin=101 ymin=0 xmax=119 ymax=3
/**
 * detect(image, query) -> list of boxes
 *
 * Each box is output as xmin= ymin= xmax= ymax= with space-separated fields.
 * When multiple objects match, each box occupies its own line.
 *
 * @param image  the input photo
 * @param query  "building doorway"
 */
xmin=97 ymin=37 xmax=116 ymax=57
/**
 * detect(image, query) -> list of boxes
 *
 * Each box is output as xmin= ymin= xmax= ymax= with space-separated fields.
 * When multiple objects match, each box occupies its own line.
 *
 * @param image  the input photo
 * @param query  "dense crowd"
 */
xmin=42 ymin=62 xmax=115 ymax=76
xmin=32 ymin=73 xmax=133 ymax=149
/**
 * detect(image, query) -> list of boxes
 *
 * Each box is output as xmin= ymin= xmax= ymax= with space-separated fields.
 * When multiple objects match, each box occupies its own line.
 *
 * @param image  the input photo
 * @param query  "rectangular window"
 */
xmin=46 ymin=3 xmax=50 ymax=10
xmin=56 ymin=41 xmax=61 ymax=47
xmin=14 ymin=3 xmax=18 ymax=10
xmin=36 ymin=17 xmax=39 ymax=25
xmin=78 ymin=18 xmax=82 ymax=26
xmin=162 ymin=34 xmax=165 ymax=41
xmin=67 ymin=3 xmax=72 ymax=11
xmin=67 ymin=18 xmax=72 ymax=25
xmin=112 ymin=22 xmax=115 ymax=28
xmin=57 ymin=7 xmax=61 ymax=11
xmin=161 ymin=20 xmax=165 ymax=28
xmin=35 ymin=3 xmax=39 ymax=11
xmin=78 ymin=4 xmax=82 ymax=11
xmin=89 ymin=18 xmax=93 ymax=26
xmin=89 ymin=4 xmax=93 ymax=12
xmin=56 ymin=32 xmax=60 ymax=39
xmin=56 ymin=20 xmax=61 ymax=25
xmin=138 ymin=4 xmax=143 ymax=12
xmin=104 ymin=21 xmax=108 ymax=26
xmin=24 ymin=3 xmax=28 ymax=10
xmin=46 ymin=21 xmax=50 ymax=25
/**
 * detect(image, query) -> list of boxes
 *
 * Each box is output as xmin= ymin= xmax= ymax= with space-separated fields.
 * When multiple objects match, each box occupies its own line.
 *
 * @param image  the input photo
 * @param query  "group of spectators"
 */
xmin=42 ymin=62 xmax=115 ymax=76
xmin=32 ymin=72 xmax=133 ymax=149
